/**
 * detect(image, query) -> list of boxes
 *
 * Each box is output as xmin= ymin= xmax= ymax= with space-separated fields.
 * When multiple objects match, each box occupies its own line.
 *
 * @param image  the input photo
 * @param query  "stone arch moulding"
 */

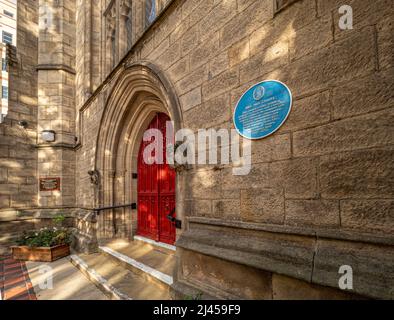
xmin=94 ymin=62 xmax=184 ymax=240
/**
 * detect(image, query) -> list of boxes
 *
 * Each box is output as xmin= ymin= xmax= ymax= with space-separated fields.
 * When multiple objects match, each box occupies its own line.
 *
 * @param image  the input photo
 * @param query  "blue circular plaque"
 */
xmin=234 ymin=80 xmax=292 ymax=140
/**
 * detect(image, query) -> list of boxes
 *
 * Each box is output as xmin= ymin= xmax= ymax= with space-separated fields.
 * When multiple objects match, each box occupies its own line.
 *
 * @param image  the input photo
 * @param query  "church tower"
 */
xmin=36 ymin=0 xmax=76 ymax=207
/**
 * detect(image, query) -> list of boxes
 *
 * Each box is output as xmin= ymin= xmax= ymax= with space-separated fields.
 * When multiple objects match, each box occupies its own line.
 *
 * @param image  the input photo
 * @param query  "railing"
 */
xmin=94 ymin=202 xmax=181 ymax=238
xmin=94 ymin=203 xmax=136 ymax=216
xmin=94 ymin=203 xmax=136 ymax=238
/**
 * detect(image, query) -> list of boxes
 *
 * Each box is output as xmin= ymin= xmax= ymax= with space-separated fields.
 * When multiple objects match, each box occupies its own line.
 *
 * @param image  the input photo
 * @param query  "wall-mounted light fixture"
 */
xmin=41 ymin=130 xmax=56 ymax=143
xmin=18 ymin=120 xmax=28 ymax=129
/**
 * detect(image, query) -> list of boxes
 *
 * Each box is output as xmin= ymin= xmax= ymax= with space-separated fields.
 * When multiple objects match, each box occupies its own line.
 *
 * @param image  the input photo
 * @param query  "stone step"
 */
xmin=70 ymin=253 xmax=171 ymax=300
xmin=98 ymin=238 xmax=176 ymax=291
xmin=133 ymin=235 xmax=176 ymax=254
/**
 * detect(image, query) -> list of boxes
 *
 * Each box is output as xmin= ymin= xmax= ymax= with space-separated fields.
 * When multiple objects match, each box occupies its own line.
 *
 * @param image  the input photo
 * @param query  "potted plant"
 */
xmin=11 ymin=214 xmax=72 ymax=262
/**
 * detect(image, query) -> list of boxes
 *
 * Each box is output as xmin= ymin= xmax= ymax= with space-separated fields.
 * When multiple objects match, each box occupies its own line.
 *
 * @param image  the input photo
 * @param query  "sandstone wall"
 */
xmin=0 ymin=0 xmax=38 ymax=209
xmin=0 ymin=0 xmax=78 ymax=253
xmin=75 ymin=0 xmax=394 ymax=298
xmin=37 ymin=0 xmax=76 ymax=208
xmin=0 ymin=0 xmax=39 ymax=250
xmin=0 ymin=0 xmax=391 ymax=298
xmin=77 ymin=0 xmax=394 ymax=232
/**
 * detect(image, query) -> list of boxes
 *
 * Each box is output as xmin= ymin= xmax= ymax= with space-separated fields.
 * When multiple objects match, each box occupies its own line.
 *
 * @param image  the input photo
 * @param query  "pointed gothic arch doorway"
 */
xmin=137 ymin=113 xmax=176 ymax=245
xmin=95 ymin=63 xmax=184 ymax=243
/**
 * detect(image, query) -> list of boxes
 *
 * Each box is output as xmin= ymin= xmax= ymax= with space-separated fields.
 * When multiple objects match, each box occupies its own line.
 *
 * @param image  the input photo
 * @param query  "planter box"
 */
xmin=11 ymin=244 xmax=70 ymax=262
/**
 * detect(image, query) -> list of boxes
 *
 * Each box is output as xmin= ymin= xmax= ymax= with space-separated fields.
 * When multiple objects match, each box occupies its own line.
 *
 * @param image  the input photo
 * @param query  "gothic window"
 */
xmin=145 ymin=0 xmax=157 ymax=29
xmin=104 ymin=3 xmax=117 ymax=72
xmin=125 ymin=10 xmax=132 ymax=49
xmin=121 ymin=0 xmax=133 ymax=51
xmin=111 ymin=29 xmax=116 ymax=67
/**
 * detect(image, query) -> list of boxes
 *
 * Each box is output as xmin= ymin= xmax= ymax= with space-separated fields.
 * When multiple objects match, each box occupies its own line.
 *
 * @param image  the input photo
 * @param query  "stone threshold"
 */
xmin=133 ymin=235 xmax=176 ymax=252
xmin=69 ymin=254 xmax=132 ymax=300
xmin=99 ymin=246 xmax=173 ymax=287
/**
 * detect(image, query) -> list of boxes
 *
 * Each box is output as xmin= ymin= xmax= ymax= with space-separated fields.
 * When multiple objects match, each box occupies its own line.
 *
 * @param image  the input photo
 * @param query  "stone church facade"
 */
xmin=0 ymin=0 xmax=393 ymax=299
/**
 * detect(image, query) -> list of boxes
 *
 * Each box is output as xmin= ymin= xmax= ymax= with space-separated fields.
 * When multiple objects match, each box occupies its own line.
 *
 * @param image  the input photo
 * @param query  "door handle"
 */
xmin=166 ymin=207 xmax=182 ymax=229
xmin=166 ymin=207 xmax=176 ymax=222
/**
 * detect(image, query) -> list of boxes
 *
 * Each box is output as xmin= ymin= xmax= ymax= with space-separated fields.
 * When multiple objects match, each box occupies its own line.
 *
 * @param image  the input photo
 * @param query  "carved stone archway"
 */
xmin=95 ymin=62 xmax=184 ymax=240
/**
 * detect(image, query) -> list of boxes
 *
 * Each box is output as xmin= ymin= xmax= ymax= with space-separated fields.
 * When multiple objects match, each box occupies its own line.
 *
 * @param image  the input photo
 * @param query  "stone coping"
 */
xmin=177 ymin=220 xmax=394 ymax=300
xmin=187 ymin=217 xmax=394 ymax=247
xmin=0 ymin=209 xmax=77 ymax=222
xmin=0 ymin=208 xmax=97 ymax=222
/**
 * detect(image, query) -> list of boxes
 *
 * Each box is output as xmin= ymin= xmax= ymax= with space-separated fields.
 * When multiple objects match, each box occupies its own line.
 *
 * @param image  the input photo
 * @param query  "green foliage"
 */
xmin=53 ymin=214 xmax=66 ymax=226
xmin=184 ymin=292 xmax=203 ymax=300
xmin=16 ymin=227 xmax=72 ymax=248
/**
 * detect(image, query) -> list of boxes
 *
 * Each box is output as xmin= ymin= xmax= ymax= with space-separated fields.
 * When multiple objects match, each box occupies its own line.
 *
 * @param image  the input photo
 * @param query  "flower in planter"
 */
xmin=16 ymin=214 xmax=72 ymax=248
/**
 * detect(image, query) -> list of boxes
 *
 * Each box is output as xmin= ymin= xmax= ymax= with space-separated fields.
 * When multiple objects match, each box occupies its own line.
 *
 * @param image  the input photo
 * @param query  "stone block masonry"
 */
xmin=0 ymin=0 xmax=38 ymax=212
xmin=74 ymin=0 xmax=393 ymax=299
xmin=37 ymin=0 xmax=76 ymax=208
xmin=0 ymin=0 xmax=392 ymax=300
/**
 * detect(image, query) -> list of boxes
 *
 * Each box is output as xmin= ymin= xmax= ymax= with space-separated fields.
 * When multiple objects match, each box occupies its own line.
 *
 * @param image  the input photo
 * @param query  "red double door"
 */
xmin=137 ymin=113 xmax=176 ymax=245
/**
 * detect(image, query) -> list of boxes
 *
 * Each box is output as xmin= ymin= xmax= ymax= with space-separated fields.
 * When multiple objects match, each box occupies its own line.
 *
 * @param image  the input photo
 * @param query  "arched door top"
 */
xmin=93 ymin=63 xmax=182 ymax=239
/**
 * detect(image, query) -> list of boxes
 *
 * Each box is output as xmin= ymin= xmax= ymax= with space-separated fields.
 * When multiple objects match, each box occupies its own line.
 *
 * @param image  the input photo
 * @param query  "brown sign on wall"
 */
xmin=39 ymin=177 xmax=61 ymax=192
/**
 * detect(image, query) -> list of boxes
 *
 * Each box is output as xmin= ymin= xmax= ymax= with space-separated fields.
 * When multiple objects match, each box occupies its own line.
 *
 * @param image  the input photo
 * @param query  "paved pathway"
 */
xmin=0 ymin=255 xmax=36 ymax=300
xmin=1 ymin=255 xmax=108 ymax=300
xmin=26 ymin=257 xmax=108 ymax=300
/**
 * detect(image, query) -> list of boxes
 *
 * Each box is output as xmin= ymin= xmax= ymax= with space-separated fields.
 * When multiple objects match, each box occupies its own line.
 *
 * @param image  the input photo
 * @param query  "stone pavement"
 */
xmin=0 ymin=254 xmax=108 ymax=300
xmin=1 ymin=240 xmax=175 ymax=300
xmin=25 ymin=257 xmax=108 ymax=300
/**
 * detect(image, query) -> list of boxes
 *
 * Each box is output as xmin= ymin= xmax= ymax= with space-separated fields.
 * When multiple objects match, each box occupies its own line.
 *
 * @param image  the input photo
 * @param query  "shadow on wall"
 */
xmin=187 ymin=0 xmax=317 ymax=223
xmin=1 ymin=0 xmax=39 ymax=211
xmin=187 ymin=0 xmax=391 ymax=237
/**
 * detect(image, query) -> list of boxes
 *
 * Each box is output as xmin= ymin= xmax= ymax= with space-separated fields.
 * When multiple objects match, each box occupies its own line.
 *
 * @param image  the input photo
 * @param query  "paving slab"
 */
xmin=76 ymin=253 xmax=171 ymax=300
xmin=26 ymin=257 xmax=108 ymax=300
xmin=102 ymin=239 xmax=176 ymax=276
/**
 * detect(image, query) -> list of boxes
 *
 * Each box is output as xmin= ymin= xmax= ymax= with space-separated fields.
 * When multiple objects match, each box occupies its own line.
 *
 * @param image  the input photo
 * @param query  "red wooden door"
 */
xmin=137 ymin=113 xmax=176 ymax=245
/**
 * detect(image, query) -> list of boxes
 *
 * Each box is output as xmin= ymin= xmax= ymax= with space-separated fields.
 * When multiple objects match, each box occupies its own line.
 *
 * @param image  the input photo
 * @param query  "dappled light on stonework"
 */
xmin=264 ymin=40 xmax=290 ymax=63
xmin=194 ymin=169 xmax=216 ymax=189
xmin=0 ymin=0 xmax=391 ymax=301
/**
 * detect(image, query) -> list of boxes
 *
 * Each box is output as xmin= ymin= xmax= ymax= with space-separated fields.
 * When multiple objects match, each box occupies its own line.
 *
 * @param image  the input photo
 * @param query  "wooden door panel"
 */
xmin=137 ymin=196 xmax=158 ymax=238
xmin=137 ymin=113 xmax=176 ymax=245
xmin=158 ymin=195 xmax=176 ymax=244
